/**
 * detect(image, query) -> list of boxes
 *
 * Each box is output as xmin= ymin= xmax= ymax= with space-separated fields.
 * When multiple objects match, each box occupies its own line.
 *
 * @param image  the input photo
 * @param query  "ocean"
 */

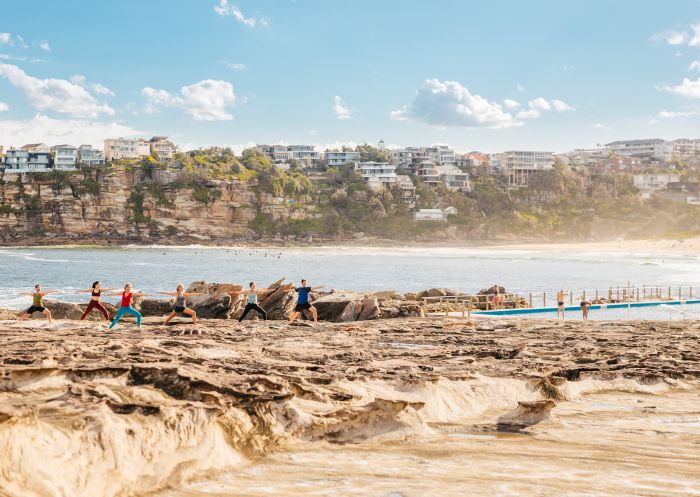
xmin=1 ymin=245 xmax=699 ymax=310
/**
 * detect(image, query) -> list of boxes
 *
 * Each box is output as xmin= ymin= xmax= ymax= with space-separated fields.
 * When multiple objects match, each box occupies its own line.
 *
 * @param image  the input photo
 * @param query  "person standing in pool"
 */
xmin=106 ymin=283 xmax=149 ymax=330
xmin=159 ymin=284 xmax=204 ymax=325
xmin=289 ymin=279 xmax=324 ymax=323
xmin=76 ymin=281 xmax=116 ymax=321
xmin=19 ymin=284 xmax=57 ymax=323
xmin=557 ymin=289 xmax=567 ymax=320
xmin=580 ymin=298 xmax=591 ymax=322
xmin=232 ymin=282 xmax=268 ymax=322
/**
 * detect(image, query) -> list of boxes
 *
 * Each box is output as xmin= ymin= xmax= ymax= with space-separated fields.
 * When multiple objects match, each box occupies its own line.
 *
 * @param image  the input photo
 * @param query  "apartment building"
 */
xmin=256 ymin=144 xmax=320 ymax=164
xmin=389 ymin=145 xmax=456 ymax=171
xmin=51 ymin=145 xmax=78 ymax=170
xmin=77 ymin=145 xmax=105 ymax=166
xmin=672 ymin=139 xmax=700 ymax=158
xmin=416 ymin=161 xmax=470 ymax=190
xmin=137 ymin=139 xmax=151 ymax=158
xmin=149 ymin=136 xmax=176 ymax=160
xmin=104 ymin=138 xmax=139 ymax=161
xmin=564 ymin=148 xmax=610 ymax=167
xmin=413 ymin=207 xmax=458 ymax=222
xmin=354 ymin=161 xmax=397 ymax=189
xmin=633 ymin=174 xmax=680 ymax=191
xmin=605 ymin=139 xmax=673 ymax=161
xmin=2 ymin=147 xmax=51 ymax=173
xmin=324 ymin=150 xmax=360 ymax=167
xmin=497 ymin=150 xmax=555 ymax=186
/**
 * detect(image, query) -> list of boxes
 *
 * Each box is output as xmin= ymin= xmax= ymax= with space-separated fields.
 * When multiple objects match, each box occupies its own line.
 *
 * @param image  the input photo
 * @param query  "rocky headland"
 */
xmin=0 ymin=314 xmax=698 ymax=497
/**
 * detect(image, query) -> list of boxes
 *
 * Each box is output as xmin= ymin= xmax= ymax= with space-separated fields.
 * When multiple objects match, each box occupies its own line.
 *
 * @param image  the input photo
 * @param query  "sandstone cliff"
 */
xmin=0 ymin=165 xmax=317 ymax=244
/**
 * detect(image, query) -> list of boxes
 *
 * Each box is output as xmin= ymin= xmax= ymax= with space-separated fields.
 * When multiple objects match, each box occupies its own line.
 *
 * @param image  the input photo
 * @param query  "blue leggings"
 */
xmin=109 ymin=306 xmax=142 ymax=328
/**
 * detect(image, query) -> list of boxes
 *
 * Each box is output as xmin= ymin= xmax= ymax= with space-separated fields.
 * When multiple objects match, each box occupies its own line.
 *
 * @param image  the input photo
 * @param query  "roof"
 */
xmin=20 ymin=143 xmax=48 ymax=150
xmin=605 ymin=139 xmax=665 ymax=146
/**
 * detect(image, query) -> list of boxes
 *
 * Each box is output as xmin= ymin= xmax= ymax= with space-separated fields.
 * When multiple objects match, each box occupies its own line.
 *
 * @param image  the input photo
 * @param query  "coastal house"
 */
xmin=672 ymin=138 xmax=700 ymax=158
xmin=355 ymin=161 xmax=398 ymax=190
xmin=633 ymin=174 xmax=680 ymax=198
xmin=416 ymin=161 xmax=471 ymax=191
xmin=605 ymin=139 xmax=673 ymax=162
xmin=137 ymin=139 xmax=151 ymax=158
xmin=104 ymin=138 xmax=139 ymax=161
xmin=149 ymin=136 xmax=176 ymax=160
xmin=77 ymin=145 xmax=105 ymax=166
xmin=2 ymin=147 xmax=51 ymax=173
xmin=256 ymin=144 xmax=320 ymax=165
xmin=21 ymin=143 xmax=51 ymax=154
xmin=324 ymin=150 xmax=360 ymax=167
xmin=51 ymin=144 xmax=78 ymax=171
xmin=413 ymin=207 xmax=458 ymax=222
xmin=496 ymin=150 xmax=555 ymax=187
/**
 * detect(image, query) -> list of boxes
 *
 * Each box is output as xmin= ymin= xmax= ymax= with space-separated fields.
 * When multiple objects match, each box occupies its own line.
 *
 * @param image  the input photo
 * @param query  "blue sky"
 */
xmin=2 ymin=0 xmax=700 ymax=153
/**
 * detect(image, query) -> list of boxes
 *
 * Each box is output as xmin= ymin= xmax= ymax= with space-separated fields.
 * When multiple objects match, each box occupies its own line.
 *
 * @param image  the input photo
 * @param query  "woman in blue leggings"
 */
xmin=106 ymin=283 xmax=149 ymax=329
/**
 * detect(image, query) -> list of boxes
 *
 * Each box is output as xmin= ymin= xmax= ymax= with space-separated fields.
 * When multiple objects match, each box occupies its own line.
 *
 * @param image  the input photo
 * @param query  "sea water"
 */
xmin=1 ymin=245 xmax=699 ymax=309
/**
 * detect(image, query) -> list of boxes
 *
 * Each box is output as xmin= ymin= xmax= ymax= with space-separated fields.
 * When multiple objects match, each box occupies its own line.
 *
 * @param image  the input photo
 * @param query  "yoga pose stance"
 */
xmin=233 ymin=282 xmax=268 ymax=322
xmin=107 ymin=283 xmax=148 ymax=329
xmin=159 ymin=284 xmax=204 ymax=325
xmin=76 ymin=281 xmax=116 ymax=321
xmin=289 ymin=279 xmax=324 ymax=323
xmin=19 ymin=284 xmax=56 ymax=322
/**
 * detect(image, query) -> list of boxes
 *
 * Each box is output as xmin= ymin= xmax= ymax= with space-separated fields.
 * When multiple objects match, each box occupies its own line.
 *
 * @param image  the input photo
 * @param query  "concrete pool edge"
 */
xmin=471 ymin=299 xmax=700 ymax=316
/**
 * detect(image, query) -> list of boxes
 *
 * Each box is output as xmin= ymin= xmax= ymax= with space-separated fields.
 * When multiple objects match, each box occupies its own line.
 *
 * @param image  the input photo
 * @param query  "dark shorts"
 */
xmin=295 ymin=302 xmax=312 ymax=312
xmin=174 ymin=306 xmax=186 ymax=313
xmin=580 ymin=302 xmax=590 ymax=308
xmin=26 ymin=306 xmax=46 ymax=314
xmin=558 ymin=301 xmax=565 ymax=307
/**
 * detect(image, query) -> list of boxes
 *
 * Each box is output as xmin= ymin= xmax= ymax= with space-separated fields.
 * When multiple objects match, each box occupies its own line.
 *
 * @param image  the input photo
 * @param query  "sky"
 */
xmin=1 ymin=0 xmax=700 ymax=153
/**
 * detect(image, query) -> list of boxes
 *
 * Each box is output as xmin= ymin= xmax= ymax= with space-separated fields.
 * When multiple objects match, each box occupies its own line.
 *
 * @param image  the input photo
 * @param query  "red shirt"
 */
xmin=121 ymin=292 xmax=133 ymax=307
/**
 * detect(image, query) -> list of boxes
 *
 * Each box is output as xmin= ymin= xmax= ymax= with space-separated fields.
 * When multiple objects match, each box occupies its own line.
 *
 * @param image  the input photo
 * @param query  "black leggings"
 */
xmin=239 ymin=303 xmax=267 ymax=321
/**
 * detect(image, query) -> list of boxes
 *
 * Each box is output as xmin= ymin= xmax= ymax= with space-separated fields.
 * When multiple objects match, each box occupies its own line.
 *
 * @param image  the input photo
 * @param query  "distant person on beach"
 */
xmin=232 ymin=282 xmax=268 ymax=322
xmin=19 ymin=284 xmax=56 ymax=323
xmin=557 ymin=289 xmax=567 ymax=320
xmin=580 ymin=298 xmax=591 ymax=322
xmin=106 ymin=283 xmax=149 ymax=330
xmin=289 ymin=279 xmax=325 ymax=322
xmin=76 ymin=281 xmax=116 ymax=321
xmin=159 ymin=284 xmax=204 ymax=325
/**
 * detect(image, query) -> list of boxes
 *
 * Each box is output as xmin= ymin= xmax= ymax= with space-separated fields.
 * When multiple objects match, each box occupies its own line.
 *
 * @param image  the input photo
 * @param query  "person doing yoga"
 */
xmin=288 ymin=278 xmax=324 ymax=323
xmin=19 ymin=284 xmax=57 ymax=323
xmin=232 ymin=282 xmax=268 ymax=322
xmin=76 ymin=281 xmax=116 ymax=321
xmin=159 ymin=284 xmax=204 ymax=325
xmin=106 ymin=283 xmax=149 ymax=330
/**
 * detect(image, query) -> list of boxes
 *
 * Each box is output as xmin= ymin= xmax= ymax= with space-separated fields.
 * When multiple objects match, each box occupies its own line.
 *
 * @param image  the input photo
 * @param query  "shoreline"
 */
xmin=2 ymin=235 xmax=700 ymax=253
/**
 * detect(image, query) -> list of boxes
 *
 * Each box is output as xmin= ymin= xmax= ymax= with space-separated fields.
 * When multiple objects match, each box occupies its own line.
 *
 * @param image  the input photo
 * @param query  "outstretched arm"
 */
xmin=75 ymin=289 xmax=92 ymax=293
xmin=184 ymin=292 xmax=205 ymax=297
xmin=311 ymin=285 xmax=325 ymax=291
xmin=158 ymin=291 xmax=178 ymax=296
xmin=42 ymin=290 xmax=59 ymax=296
xmin=133 ymin=291 xmax=152 ymax=297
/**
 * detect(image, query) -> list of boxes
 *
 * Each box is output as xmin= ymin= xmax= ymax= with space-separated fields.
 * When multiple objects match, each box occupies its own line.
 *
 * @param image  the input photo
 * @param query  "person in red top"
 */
xmin=76 ymin=281 xmax=116 ymax=321
xmin=106 ymin=283 xmax=149 ymax=330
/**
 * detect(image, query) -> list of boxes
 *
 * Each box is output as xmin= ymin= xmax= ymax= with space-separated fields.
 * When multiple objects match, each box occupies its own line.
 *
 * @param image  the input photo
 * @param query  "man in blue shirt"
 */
xmin=289 ymin=278 xmax=324 ymax=322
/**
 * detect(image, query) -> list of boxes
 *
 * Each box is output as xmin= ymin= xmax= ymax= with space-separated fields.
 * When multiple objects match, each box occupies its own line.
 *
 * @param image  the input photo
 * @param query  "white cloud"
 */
xmin=689 ymin=61 xmax=700 ymax=71
xmin=653 ymin=22 xmax=700 ymax=47
xmin=593 ymin=123 xmax=611 ymax=130
xmin=39 ymin=41 xmax=50 ymax=51
xmin=657 ymin=109 xmax=700 ymax=119
xmin=221 ymin=61 xmax=247 ymax=70
xmin=334 ymin=95 xmax=352 ymax=119
xmin=92 ymin=83 xmax=114 ymax=96
xmin=0 ymin=102 xmax=8 ymax=112
xmin=70 ymin=74 xmax=115 ymax=97
xmin=503 ymin=99 xmax=520 ymax=109
xmin=0 ymin=113 xmax=141 ymax=149
xmin=516 ymin=97 xmax=575 ymax=119
xmin=0 ymin=63 xmax=114 ymax=118
xmin=0 ymin=53 xmax=26 ymax=62
xmin=516 ymin=83 xmax=525 ymax=92
xmin=658 ymin=77 xmax=700 ymax=98
xmin=391 ymin=79 xmax=519 ymax=129
xmin=142 ymin=79 xmax=235 ymax=121
xmin=0 ymin=33 xmax=10 ymax=45
xmin=652 ymin=29 xmax=687 ymax=45
xmin=214 ymin=0 xmax=259 ymax=27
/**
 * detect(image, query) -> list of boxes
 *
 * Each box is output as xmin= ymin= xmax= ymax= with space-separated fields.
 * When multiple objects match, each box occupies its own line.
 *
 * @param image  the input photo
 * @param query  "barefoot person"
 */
xmin=77 ymin=281 xmax=116 ymax=321
xmin=232 ymin=282 xmax=268 ymax=322
xmin=289 ymin=279 xmax=324 ymax=323
xmin=106 ymin=283 xmax=148 ymax=330
xmin=19 ymin=284 xmax=56 ymax=323
xmin=557 ymin=289 xmax=567 ymax=320
xmin=159 ymin=284 xmax=204 ymax=325
xmin=580 ymin=298 xmax=591 ymax=322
